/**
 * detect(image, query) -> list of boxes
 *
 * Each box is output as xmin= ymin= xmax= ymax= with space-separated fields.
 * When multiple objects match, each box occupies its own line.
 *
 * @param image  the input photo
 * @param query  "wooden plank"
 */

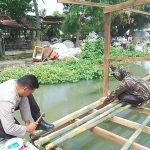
xmin=103 ymin=13 xmax=111 ymax=96
xmin=127 ymin=9 xmax=150 ymax=16
xmin=110 ymin=116 xmax=150 ymax=134
xmin=57 ymin=0 xmax=107 ymax=8
xmin=121 ymin=115 xmax=150 ymax=150
xmin=104 ymin=0 xmax=150 ymax=13
xmin=58 ymin=0 xmax=150 ymax=17
xmin=110 ymin=57 xmax=150 ymax=61
xmin=91 ymin=127 xmax=149 ymax=150
xmin=133 ymin=107 xmax=150 ymax=115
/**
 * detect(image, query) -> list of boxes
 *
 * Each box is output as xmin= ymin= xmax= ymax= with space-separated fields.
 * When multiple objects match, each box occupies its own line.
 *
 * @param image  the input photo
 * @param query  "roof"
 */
xmin=0 ymin=14 xmax=23 ymax=28
xmin=0 ymin=14 xmax=64 ymax=29
xmin=42 ymin=16 xmax=64 ymax=24
xmin=0 ymin=14 xmax=11 ymax=20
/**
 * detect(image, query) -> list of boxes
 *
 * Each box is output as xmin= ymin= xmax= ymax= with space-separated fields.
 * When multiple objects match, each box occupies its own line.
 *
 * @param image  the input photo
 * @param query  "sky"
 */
xmin=37 ymin=0 xmax=64 ymax=15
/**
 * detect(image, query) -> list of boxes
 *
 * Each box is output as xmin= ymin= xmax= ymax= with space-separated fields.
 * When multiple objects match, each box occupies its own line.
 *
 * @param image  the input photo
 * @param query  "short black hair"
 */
xmin=17 ymin=75 xmax=39 ymax=89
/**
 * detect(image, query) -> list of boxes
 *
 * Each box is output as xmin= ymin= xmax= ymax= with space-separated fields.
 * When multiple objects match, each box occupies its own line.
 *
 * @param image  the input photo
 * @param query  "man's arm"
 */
xmin=104 ymin=82 xmax=128 ymax=103
xmin=19 ymin=97 xmax=37 ymax=135
xmin=0 ymin=102 xmax=27 ymax=137
xmin=19 ymin=97 xmax=32 ymax=122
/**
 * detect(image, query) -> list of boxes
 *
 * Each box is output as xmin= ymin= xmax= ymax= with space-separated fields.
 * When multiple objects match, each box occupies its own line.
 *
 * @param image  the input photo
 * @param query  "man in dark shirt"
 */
xmin=103 ymin=65 xmax=150 ymax=107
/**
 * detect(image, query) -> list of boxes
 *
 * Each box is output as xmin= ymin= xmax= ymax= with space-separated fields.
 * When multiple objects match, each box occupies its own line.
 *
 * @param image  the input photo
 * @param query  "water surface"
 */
xmin=32 ymin=63 xmax=150 ymax=150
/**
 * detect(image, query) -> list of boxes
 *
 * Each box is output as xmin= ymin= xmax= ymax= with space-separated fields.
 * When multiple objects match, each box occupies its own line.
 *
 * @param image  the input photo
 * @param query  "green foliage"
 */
xmin=0 ymin=0 xmax=33 ymax=22
xmin=128 ymin=44 xmax=135 ymax=51
xmin=62 ymin=1 xmax=150 ymax=38
xmin=79 ymin=38 xmax=104 ymax=63
xmin=0 ymin=39 xmax=149 ymax=84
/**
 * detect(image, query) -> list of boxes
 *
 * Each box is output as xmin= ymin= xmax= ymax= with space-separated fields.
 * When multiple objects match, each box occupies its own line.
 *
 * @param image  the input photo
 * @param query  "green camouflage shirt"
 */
xmin=106 ymin=74 xmax=150 ymax=102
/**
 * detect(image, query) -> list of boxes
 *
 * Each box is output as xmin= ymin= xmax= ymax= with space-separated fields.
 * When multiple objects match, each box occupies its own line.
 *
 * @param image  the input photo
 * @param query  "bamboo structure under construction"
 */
xmin=31 ymin=75 xmax=150 ymax=150
xmin=45 ymin=105 xmax=131 ymax=150
xmin=32 ymin=97 xmax=106 ymax=139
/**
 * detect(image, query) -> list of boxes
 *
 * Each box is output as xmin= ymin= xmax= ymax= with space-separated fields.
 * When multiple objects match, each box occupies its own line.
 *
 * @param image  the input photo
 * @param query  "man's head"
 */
xmin=16 ymin=75 xmax=39 ymax=97
xmin=110 ymin=65 xmax=129 ymax=81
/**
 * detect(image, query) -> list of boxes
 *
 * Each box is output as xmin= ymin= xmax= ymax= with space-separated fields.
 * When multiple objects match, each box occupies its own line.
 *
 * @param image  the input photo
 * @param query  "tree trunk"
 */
xmin=0 ymin=37 xmax=5 ymax=57
xmin=75 ymin=31 xmax=80 ymax=47
xmin=33 ymin=0 xmax=41 ymax=40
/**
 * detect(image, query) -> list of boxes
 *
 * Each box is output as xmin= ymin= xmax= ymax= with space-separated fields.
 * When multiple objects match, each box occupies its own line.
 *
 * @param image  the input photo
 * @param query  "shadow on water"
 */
xmin=16 ymin=62 xmax=150 ymax=150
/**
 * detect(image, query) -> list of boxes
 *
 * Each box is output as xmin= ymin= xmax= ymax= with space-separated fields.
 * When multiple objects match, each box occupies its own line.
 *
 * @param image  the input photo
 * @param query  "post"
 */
xmin=103 ymin=12 xmax=111 ymax=96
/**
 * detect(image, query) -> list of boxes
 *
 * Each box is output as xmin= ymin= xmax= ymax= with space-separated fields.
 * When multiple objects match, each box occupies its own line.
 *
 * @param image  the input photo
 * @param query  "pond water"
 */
xmin=17 ymin=62 xmax=150 ymax=150
xmin=34 ymin=62 xmax=150 ymax=150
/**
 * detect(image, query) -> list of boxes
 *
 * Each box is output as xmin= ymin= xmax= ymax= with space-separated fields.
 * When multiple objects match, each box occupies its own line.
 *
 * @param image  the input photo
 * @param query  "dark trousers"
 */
xmin=118 ymin=92 xmax=143 ymax=106
xmin=0 ymin=94 xmax=40 ymax=139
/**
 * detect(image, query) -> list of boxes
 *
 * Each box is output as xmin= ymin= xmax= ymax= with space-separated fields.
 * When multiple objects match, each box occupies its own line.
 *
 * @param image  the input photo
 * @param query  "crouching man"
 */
xmin=0 ymin=75 xmax=54 ymax=139
xmin=103 ymin=65 xmax=150 ymax=108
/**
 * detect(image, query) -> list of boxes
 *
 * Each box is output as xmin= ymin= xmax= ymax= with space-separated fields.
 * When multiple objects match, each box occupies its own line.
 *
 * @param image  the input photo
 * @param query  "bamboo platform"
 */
xmin=31 ymin=76 xmax=150 ymax=150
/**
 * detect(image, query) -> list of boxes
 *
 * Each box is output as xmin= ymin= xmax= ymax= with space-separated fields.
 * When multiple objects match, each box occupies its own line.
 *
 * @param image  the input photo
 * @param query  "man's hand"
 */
xmin=26 ymin=122 xmax=37 ymax=135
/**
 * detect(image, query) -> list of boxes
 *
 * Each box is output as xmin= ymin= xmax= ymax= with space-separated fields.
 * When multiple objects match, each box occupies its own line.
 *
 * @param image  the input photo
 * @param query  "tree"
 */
xmin=0 ymin=0 xmax=33 ymax=22
xmin=61 ymin=0 xmax=150 ymax=42
xmin=39 ymin=8 xmax=46 ymax=17
xmin=111 ymin=4 xmax=150 ymax=36
xmin=61 ymin=4 xmax=104 ymax=46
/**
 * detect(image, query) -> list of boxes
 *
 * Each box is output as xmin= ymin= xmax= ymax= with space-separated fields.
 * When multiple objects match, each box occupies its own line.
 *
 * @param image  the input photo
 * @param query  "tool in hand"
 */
xmin=35 ymin=112 xmax=45 ymax=124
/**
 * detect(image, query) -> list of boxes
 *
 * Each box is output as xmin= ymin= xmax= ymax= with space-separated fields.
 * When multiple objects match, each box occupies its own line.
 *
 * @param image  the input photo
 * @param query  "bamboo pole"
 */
xmin=133 ymin=107 xmax=150 ymax=116
xmin=110 ymin=116 xmax=150 ymax=134
xmin=33 ymin=98 xmax=105 ymax=139
xmin=103 ymin=12 xmax=111 ymax=96
xmin=91 ymin=127 xmax=150 ymax=150
xmin=45 ymin=104 xmax=131 ymax=150
xmin=35 ymin=103 xmax=118 ymax=146
xmin=121 ymin=115 xmax=150 ymax=150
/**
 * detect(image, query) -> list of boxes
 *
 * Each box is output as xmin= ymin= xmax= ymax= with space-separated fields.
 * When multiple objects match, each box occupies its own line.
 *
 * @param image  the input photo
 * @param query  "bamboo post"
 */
xmin=121 ymin=115 xmax=150 ymax=150
xmin=45 ymin=105 xmax=131 ymax=150
xmin=32 ymin=98 xmax=105 ymax=139
xmin=35 ymin=103 xmax=117 ymax=146
xmin=103 ymin=12 xmax=111 ymax=96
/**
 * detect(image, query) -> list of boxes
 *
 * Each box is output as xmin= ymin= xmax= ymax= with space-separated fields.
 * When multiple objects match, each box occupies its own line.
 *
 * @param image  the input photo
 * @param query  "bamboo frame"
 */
xmin=103 ymin=13 xmax=111 ymax=95
xmin=125 ymin=9 xmax=150 ymax=16
xmin=45 ymin=105 xmax=130 ymax=150
xmin=110 ymin=57 xmax=150 ymax=61
xmin=110 ymin=116 xmax=150 ymax=134
xmin=46 ymin=1 xmax=150 ymax=149
xmin=121 ymin=115 xmax=150 ymax=150
xmin=33 ymin=77 xmax=150 ymax=150
xmin=35 ymin=103 xmax=118 ymax=146
xmin=104 ymin=0 xmax=150 ymax=13
xmin=57 ymin=0 xmax=107 ymax=8
xmin=91 ymin=127 xmax=150 ymax=150
xmin=32 ymin=97 xmax=106 ymax=139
